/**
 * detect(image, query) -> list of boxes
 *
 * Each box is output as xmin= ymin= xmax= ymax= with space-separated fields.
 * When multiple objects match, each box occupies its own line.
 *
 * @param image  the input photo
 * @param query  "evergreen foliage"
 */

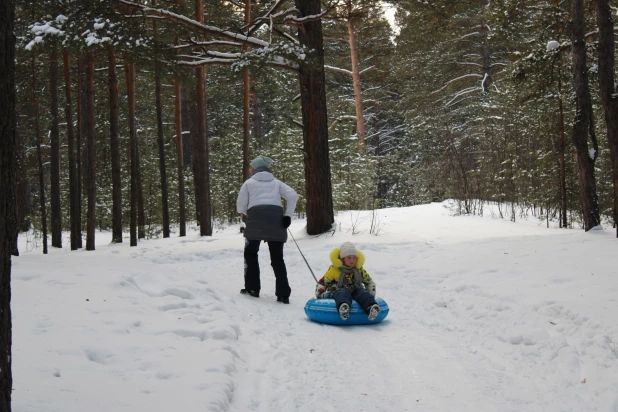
xmin=11 ymin=0 xmax=618 ymax=244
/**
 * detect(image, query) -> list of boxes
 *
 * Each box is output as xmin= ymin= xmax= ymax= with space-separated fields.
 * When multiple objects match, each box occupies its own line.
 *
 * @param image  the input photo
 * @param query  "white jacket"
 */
xmin=236 ymin=171 xmax=299 ymax=217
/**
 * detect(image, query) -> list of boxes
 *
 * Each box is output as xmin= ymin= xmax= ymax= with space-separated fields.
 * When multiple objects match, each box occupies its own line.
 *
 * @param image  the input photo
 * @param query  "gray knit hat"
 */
xmin=250 ymin=156 xmax=273 ymax=170
xmin=339 ymin=242 xmax=357 ymax=259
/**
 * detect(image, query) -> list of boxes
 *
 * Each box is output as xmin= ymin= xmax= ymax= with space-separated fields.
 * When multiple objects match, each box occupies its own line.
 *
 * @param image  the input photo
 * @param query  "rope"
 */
xmin=288 ymin=229 xmax=318 ymax=283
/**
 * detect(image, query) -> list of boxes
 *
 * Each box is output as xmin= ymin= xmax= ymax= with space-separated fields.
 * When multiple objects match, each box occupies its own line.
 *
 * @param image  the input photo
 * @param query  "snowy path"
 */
xmin=12 ymin=204 xmax=618 ymax=411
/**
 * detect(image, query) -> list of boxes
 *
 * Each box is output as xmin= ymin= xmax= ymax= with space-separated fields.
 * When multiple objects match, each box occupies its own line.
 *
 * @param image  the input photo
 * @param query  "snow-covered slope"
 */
xmin=12 ymin=202 xmax=618 ymax=411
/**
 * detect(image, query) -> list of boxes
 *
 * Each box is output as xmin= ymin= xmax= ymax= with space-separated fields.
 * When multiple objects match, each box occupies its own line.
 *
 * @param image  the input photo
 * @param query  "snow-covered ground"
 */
xmin=11 ymin=202 xmax=618 ymax=411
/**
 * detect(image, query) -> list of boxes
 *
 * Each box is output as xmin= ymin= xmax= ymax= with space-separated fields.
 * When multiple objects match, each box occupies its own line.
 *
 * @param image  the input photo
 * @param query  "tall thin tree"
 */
xmin=49 ymin=42 xmax=62 ymax=248
xmin=108 ymin=45 xmax=123 ymax=243
xmin=175 ymin=77 xmax=186 ymax=237
xmin=85 ymin=50 xmax=96 ymax=250
xmin=242 ymin=0 xmax=251 ymax=182
xmin=594 ymin=0 xmax=618 ymax=236
xmin=153 ymin=19 xmax=170 ymax=238
xmin=345 ymin=0 xmax=366 ymax=149
xmin=0 ymin=0 xmax=16 ymax=407
xmin=125 ymin=58 xmax=138 ymax=246
xmin=193 ymin=0 xmax=212 ymax=236
xmin=571 ymin=0 xmax=600 ymax=230
xmin=33 ymin=56 xmax=48 ymax=255
xmin=295 ymin=0 xmax=334 ymax=234
xmin=63 ymin=50 xmax=81 ymax=249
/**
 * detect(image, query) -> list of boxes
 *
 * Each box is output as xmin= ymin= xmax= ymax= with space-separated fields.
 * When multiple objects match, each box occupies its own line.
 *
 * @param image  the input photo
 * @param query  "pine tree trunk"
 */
xmin=295 ymin=0 xmax=334 ymax=235
xmin=124 ymin=59 xmax=138 ymax=246
xmin=595 ymin=0 xmax=618 ymax=237
xmin=108 ymin=46 xmax=122 ymax=243
xmin=346 ymin=1 xmax=366 ymax=149
xmin=242 ymin=0 xmax=251 ymax=182
xmin=33 ymin=56 xmax=48 ymax=255
xmin=194 ymin=0 xmax=212 ymax=236
xmin=155 ymin=62 xmax=170 ymax=238
xmin=49 ymin=44 xmax=62 ymax=248
xmin=0 ymin=0 xmax=15 ymax=406
xmin=76 ymin=55 xmax=84 ymax=249
xmin=126 ymin=62 xmax=145 ymax=240
xmin=63 ymin=50 xmax=81 ymax=249
xmin=194 ymin=66 xmax=212 ymax=236
xmin=188 ymin=86 xmax=200 ymax=223
xmin=85 ymin=51 xmax=96 ymax=251
xmin=557 ymin=73 xmax=568 ymax=229
xmin=14 ymin=123 xmax=26 ymax=252
xmin=181 ymin=88 xmax=192 ymax=168
xmin=252 ymin=90 xmax=264 ymax=146
xmin=152 ymin=16 xmax=170 ymax=238
xmin=571 ymin=0 xmax=600 ymax=231
xmin=175 ymin=78 xmax=186 ymax=237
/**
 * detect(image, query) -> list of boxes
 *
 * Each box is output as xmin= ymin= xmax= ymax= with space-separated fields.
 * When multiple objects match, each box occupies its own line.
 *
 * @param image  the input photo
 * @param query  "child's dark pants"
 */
xmin=333 ymin=288 xmax=377 ymax=313
xmin=244 ymin=238 xmax=291 ymax=299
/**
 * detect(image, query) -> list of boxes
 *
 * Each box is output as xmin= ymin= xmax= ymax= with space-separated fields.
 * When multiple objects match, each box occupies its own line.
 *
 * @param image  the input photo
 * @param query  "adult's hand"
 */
xmin=282 ymin=216 xmax=291 ymax=228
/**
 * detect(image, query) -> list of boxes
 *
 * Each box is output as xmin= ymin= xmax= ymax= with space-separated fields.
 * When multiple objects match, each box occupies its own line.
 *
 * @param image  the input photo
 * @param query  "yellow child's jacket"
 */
xmin=315 ymin=247 xmax=376 ymax=298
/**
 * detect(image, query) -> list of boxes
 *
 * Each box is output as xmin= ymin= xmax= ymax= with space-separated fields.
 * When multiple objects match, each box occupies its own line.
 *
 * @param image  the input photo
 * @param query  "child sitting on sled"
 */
xmin=315 ymin=241 xmax=380 ymax=321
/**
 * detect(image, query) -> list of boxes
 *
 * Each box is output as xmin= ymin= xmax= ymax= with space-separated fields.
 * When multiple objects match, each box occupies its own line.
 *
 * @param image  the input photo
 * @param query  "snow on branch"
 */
xmin=115 ymin=0 xmax=269 ymax=48
xmin=251 ymin=7 xmax=302 ymax=27
xmin=174 ymin=39 xmax=244 ymax=49
xmin=456 ymin=62 xmax=483 ymax=68
xmin=324 ymin=65 xmax=352 ymax=75
xmin=444 ymin=87 xmax=478 ymax=107
xmin=430 ymin=74 xmax=482 ymax=96
xmin=177 ymin=57 xmax=236 ymax=67
xmin=457 ymin=31 xmax=480 ymax=41
xmin=288 ymin=11 xmax=329 ymax=24
xmin=359 ymin=65 xmax=377 ymax=75
xmin=245 ymin=0 xmax=288 ymax=35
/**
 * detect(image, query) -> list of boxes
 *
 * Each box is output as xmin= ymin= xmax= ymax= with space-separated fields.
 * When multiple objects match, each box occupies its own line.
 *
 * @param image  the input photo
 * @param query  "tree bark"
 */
xmin=194 ymin=0 xmax=212 ymax=236
xmin=346 ymin=1 xmax=366 ymax=149
xmin=76 ymin=55 xmax=85 ymax=249
xmin=155 ymin=62 xmax=170 ymax=238
xmin=188 ymin=86 xmax=200 ymax=222
xmin=0 ymin=0 xmax=15 ymax=406
xmin=571 ymin=0 xmax=600 ymax=231
xmin=85 ymin=51 xmax=96 ymax=250
xmin=558 ymin=72 xmax=568 ymax=229
xmin=174 ymin=78 xmax=186 ymax=237
xmin=295 ymin=0 xmax=334 ymax=235
xmin=595 ymin=0 xmax=618 ymax=237
xmin=63 ymin=50 xmax=81 ymax=249
xmin=33 ymin=56 xmax=48 ymax=255
xmin=152 ymin=16 xmax=170 ymax=238
xmin=242 ymin=0 xmax=251 ymax=182
xmin=49 ymin=44 xmax=62 ymax=248
xmin=108 ymin=46 xmax=123 ymax=243
xmin=125 ymin=59 xmax=138 ymax=246
xmin=252 ymin=90 xmax=264 ymax=146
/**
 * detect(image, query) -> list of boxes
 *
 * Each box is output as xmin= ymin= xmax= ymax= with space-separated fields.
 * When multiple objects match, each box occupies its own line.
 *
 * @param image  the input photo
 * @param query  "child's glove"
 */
xmin=315 ymin=284 xmax=332 ymax=299
xmin=366 ymin=280 xmax=376 ymax=297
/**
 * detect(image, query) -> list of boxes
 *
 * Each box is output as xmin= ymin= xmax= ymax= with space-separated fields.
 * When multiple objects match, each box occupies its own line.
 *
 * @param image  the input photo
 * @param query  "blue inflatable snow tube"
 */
xmin=304 ymin=297 xmax=389 ymax=326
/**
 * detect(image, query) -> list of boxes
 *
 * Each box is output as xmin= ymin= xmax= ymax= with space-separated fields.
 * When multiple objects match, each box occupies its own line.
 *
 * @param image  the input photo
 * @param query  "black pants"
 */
xmin=244 ymin=239 xmax=291 ymax=298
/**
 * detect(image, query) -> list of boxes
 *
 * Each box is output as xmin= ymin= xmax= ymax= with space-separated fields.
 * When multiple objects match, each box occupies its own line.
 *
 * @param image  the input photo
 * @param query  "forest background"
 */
xmin=10 ymin=0 xmax=618 ymax=252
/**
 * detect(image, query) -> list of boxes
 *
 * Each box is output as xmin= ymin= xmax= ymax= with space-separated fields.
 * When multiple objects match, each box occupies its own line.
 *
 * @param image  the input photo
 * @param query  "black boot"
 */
xmin=276 ymin=297 xmax=289 ymax=304
xmin=240 ymin=289 xmax=259 ymax=298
